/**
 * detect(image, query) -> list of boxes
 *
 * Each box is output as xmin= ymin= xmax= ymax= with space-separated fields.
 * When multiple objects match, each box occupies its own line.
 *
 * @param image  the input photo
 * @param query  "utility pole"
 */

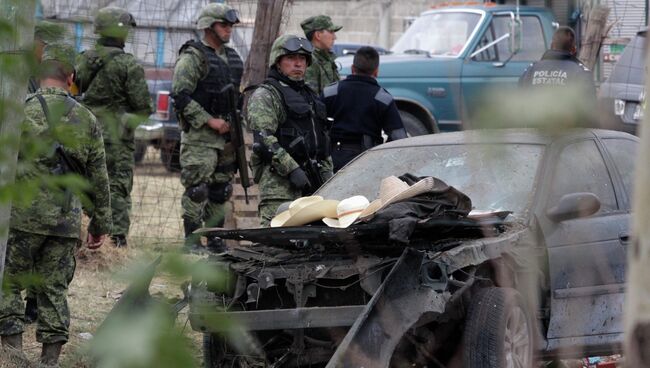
xmin=378 ymin=0 xmax=393 ymax=49
xmin=624 ymin=38 xmax=650 ymax=367
xmin=0 ymin=0 xmax=36 ymax=288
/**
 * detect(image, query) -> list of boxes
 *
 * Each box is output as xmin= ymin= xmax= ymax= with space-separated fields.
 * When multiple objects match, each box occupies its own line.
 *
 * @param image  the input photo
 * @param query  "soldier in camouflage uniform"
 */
xmin=171 ymin=3 xmax=243 ymax=252
xmin=75 ymin=7 xmax=153 ymax=248
xmin=300 ymin=15 xmax=342 ymax=94
xmin=0 ymin=43 xmax=112 ymax=366
xmin=246 ymin=35 xmax=333 ymax=226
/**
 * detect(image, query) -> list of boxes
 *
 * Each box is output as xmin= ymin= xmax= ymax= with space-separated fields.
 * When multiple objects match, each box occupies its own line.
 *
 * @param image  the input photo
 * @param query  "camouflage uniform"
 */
xmin=171 ymin=3 xmax=243 ymax=250
xmin=247 ymin=35 xmax=333 ymax=226
xmin=300 ymin=15 xmax=342 ymax=94
xmin=0 ymin=43 xmax=112 ymax=346
xmin=75 ymin=7 xmax=152 ymax=246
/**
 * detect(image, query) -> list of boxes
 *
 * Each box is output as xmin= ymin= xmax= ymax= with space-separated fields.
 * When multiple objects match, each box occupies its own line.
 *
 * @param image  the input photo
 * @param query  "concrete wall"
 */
xmin=282 ymin=0 xmax=434 ymax=48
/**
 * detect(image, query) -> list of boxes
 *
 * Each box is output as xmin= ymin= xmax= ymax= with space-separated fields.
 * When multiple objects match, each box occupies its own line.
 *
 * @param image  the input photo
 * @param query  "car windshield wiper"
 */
xmin=402 ymin=49 xmax=430 ymax=56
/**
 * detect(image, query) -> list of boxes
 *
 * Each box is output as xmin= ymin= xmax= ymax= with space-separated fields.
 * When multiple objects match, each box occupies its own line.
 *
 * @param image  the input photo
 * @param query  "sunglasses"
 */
xmin=282 ymin=37 xmax=314 ymax=53
xmin=224 ymin=9 xmax=240 ymax=24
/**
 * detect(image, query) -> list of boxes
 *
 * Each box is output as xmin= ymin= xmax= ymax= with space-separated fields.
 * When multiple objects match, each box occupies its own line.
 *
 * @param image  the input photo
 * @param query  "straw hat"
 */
xmin=322 ymin=195 xmax=370 ymax=228
xmin=359 ymin=176 xmax=436 ymax=220
xmin=270 ymin=196 xmax=339 ymax=227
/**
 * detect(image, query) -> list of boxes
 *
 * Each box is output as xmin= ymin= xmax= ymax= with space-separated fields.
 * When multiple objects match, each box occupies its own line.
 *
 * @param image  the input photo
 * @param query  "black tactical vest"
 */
xmin=180 ymin=40 xmax=243 ymax=116
xmin=265 ymin=78 xmax=330 ymax=161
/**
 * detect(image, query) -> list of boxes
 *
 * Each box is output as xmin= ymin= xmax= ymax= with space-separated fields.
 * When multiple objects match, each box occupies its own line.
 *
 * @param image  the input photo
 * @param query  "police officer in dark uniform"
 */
xmin=519 ymin=26 xmax=596 ymax=99
xmin=322 ymin=46 xmax=406 ymax=172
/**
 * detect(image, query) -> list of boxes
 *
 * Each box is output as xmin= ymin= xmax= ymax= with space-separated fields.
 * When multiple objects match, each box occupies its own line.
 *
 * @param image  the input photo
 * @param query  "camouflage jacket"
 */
xmin=10 ymin=87 xmax=112 ymax=238
xmin=305 ymin=48 xmax=339 ymax=94
xmin=246 ymin=81 xmax=333 ymax=179
xmin=75 ymin=43 xmax=153 ymax=147
xmin=172 ymin=41 xmax=238 ymax=149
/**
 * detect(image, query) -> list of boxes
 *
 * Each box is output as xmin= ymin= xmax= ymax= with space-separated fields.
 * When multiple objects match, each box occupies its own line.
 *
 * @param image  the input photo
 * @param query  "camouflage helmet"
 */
xmin=94 ymin=7 xmax=136 ymax=39
xmin=34 ymin=21 xmax=66 ymax=44
xmin=269 ymin=35 xmax=314 ymax=66
xmin=41 ymin=42 xmax=76 ymax=73
xmin=196 ymin=3 xmax=240 ymax=30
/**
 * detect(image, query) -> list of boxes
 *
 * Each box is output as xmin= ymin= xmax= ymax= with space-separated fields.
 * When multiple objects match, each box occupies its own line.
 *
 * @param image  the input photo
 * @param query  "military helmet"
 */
xmin=34 ymin=21 xmax=66 ymax=44
xmin=269 ymin=35 xmax=314 ymax=66
xmin=94 ymin=7 xmax=136 ymax=39
xmin=41 ymin=42 xmax=76 ymax=73
xmin=196 ymin=3 xmax=240 ymax=30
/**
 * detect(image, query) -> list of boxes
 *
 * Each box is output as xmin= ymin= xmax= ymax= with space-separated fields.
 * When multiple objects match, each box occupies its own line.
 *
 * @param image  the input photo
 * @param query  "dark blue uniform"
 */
xmin=519 ymin=49 xmax=596 ymax=99
xmin=322 ymin=74 xmax=405 ymax=172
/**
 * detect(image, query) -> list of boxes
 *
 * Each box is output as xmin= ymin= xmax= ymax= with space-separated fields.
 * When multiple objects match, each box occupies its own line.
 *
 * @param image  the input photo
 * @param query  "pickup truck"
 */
xmin=339 ymin=4 xmax=558 ymax=135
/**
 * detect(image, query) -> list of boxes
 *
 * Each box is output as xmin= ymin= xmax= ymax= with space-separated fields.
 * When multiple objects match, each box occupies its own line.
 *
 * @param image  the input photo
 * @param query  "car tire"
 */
xmin=399 ymin=110 xmax=431 ymax=136
xmin=463 ymin=287 xmax=534 ymax=368
xmin=134 ymin=141 xmax=147 ymax=164
xmin=160 ymin=141 xmax=181 ymax=172
xmin=203 ymin=333 xmax=224 ymax=368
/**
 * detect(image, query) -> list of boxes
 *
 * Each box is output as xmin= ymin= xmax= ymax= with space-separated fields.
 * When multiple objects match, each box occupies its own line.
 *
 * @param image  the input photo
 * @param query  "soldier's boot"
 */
xmin=40 ymin=342 xmax=63 ymax=366
xmin=111 ymin=234 xmax=128 ymax=248
xmin=24 ymin=296 xmax=38 ymax=324
xmin=207 ymin=235 xmax=227 ymax=253
xmin=183 ymin=218 xmax=204 ymax=254
xmin=1 ymin=333 xmax=23 ymax=351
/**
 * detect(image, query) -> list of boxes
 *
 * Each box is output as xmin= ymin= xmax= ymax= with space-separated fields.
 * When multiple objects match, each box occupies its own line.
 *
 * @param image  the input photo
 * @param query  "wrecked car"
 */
xmin=188 ymin=128 xmax=637 ymax=367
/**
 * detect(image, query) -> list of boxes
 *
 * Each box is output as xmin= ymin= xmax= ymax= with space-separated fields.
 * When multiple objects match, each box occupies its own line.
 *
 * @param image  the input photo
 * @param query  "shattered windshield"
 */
xmin=317 ymin=143 xmax=544 ymax=219
xmin=391 ymin=11 xmax=482 ymax=57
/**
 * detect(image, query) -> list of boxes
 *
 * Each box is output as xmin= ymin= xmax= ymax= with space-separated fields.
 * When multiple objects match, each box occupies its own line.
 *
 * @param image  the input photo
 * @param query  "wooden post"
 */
xmin=578 ymin=5 xmax=611 ymax=70
xmin=0 ymin=0 xmax=36 ymax=287
xmin=240 ymin=0 xmax=287 ymax=90
xmin=227 ymin=0 xmax=287 ymax=232
xmin=624 ymin=34 xmax=650 ymax=367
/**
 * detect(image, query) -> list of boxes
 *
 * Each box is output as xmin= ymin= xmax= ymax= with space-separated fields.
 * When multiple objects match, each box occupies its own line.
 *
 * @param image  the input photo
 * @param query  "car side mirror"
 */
xmin=546 ymin=192 xmax=601 ymax=222
xmin=509 ymin=18 xmax=522 ymax=54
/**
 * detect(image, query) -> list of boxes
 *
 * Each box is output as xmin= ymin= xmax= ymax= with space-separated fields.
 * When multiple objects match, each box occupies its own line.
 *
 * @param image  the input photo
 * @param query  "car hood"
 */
xmin=338 ymin=53 xmax=462 ymax=79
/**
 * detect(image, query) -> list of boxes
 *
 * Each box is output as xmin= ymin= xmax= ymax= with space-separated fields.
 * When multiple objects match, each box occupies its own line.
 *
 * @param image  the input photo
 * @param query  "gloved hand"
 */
xmin=288 ymin=167 xmax=311 ymax=191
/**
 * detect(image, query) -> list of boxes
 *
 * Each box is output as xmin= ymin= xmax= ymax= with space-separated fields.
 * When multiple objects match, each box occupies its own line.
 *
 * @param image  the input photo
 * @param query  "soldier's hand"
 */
xmin=207 ymin=118 xmax=230 ymax=135
xmin=289 ymin=167 xmax=311 ymax=191
xmin=87 ymin=233 xmax=107 ymax=249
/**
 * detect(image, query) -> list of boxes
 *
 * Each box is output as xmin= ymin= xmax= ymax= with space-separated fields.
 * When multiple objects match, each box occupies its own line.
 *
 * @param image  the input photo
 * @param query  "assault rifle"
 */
xmin=288 ymin=136 xmax=324 ymax=195
xmin=222 ymin=84 xmax=251 ymax=203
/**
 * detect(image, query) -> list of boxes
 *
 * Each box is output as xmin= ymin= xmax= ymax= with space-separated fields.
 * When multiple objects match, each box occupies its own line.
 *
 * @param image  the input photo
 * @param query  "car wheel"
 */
xmin=399 ymin=110 xmax=431 ymax=137
xmin=463 ymin=287 xmax=534 ymax=368
xmin=203 ymin=333 xmax=225 ymax=368
xmin=134 ymin=141 xmax=147 ymax=164
xmin=160 ymin=141 xmax=181 ymax=172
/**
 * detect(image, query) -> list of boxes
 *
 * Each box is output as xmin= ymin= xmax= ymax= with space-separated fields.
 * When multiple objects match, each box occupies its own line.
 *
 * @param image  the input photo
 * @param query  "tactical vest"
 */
xmin=265 ymin=78 xmax=330 ymax=161
xmin=180 ymin=40 xmax=243 ymax=116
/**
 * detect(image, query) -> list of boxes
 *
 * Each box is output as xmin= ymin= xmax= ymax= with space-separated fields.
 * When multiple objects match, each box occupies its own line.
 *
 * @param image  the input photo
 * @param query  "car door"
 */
xmin=539 ymin=138 xmax=629 ymax=351
xmin=460 ymin=14 xmax=547 ymax=124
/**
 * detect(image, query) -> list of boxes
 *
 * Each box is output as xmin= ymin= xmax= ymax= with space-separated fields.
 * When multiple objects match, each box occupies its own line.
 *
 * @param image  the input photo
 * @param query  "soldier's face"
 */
xmin=314 ymin=29 xmax=336 ymax=50
xmin=278 ymin=54 xmax=308 ymax=80
xmin=212 ymin=22 xmax=233 ymax=43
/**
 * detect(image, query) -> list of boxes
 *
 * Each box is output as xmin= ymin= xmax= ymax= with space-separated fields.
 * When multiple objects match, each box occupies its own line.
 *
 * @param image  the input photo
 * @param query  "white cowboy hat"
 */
xmin=322 ymin=195 xmax=370 ymax=228
xmin=271 ymin=196 xmax=339 ymax=227
xmin=359 ymin=176 xmax=436 ymax=220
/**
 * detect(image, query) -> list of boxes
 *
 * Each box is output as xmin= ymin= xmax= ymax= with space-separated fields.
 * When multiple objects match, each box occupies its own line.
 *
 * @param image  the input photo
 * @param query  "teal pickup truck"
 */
xmin=339 ymin=4 xmax=558 ymax=134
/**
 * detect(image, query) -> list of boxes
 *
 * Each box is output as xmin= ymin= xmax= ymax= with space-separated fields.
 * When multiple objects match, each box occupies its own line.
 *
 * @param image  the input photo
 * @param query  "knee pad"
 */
xmin=185 ymin=183 xmax=209 ymax=203
xmin=208 ymin=182 xmax=233 ymax=203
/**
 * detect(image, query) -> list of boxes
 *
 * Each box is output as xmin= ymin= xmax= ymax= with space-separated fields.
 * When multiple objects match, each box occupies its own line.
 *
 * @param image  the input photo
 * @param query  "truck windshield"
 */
xmin=391 ymin=11 xmax=481 ymax=57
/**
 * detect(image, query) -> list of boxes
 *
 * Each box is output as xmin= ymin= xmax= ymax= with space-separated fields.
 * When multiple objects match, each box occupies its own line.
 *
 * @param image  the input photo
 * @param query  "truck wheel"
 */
xmin=463 ymin=287 xmax=534 ymax=368
xmin=203 ymin=333 xmax=225 ymax=368
xmin=399 ymin=110 xmax=430 ymax=137
xmin=160 ymin=141 xmax=181 ymax=172
xmin=134 ymin=141 xmax=147 ymax=164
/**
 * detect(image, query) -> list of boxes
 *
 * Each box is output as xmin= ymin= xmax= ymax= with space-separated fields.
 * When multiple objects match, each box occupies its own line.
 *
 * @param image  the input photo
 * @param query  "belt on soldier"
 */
xmin=215 ymin=162 xmax=237 ymax=173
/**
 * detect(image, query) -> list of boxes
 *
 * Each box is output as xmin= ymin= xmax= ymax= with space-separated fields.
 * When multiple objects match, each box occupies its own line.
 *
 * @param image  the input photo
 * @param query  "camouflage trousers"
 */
xmin=105 ymin=142 xmax=134 ymax=236
xmin=0 ymin=229 xmax=77 ymax=343
xmin=180 ymin=143 xmax=235 ymax=230
xmin=256 ymin=164 xmax=302 ymax=227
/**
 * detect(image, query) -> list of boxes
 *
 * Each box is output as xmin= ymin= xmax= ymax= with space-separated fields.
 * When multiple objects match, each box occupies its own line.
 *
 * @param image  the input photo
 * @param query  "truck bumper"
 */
xmin=135 ymin=121 xmax=165 ymax=141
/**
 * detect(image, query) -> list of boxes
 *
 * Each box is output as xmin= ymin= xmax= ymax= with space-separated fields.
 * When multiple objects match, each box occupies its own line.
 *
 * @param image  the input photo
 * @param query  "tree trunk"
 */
xmin=578 ymin=5 xmax=610 ymax=70
xmin=240 ymin=0 xmax=287 ymax=90
xmin=0 ymin=0 xmax=36 ymax=287
xmin=624 ymin=39 xmax=650 ymax=367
